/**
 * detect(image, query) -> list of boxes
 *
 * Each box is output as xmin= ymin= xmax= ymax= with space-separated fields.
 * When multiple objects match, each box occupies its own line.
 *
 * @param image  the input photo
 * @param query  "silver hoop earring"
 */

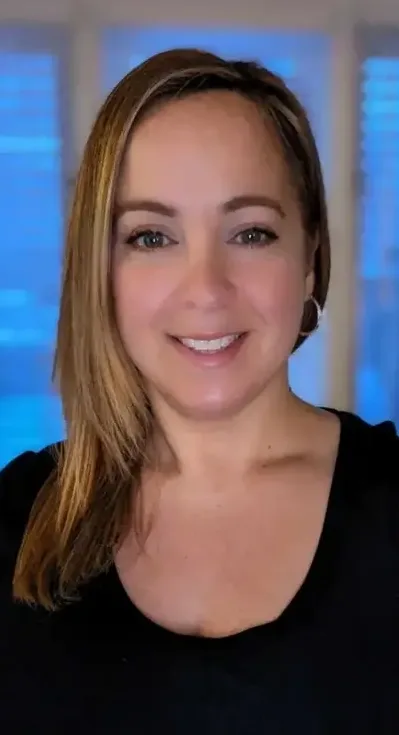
xmin=299 ymin=295 xmax=322 ymax=337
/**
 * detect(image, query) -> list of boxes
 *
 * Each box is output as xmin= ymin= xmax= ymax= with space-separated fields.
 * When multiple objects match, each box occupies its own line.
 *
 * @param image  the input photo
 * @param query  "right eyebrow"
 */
xmin=114 ymin=199 xmax=178 ymax=218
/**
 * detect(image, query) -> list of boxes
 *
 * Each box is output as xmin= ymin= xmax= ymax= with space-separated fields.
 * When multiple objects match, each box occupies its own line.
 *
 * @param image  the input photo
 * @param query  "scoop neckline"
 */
xmin=104 ymin=408 xmax=351 ymax=647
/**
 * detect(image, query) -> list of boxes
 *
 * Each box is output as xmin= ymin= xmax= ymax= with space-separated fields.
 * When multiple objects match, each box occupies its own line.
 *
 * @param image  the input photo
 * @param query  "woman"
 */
xmin=0 ymin=47 xmax=398 ymax=734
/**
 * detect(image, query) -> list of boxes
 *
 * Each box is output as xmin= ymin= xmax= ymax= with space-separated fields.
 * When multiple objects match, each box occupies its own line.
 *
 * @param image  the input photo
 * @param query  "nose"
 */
xmin=181 ymin=244 xmax=235 ymax=311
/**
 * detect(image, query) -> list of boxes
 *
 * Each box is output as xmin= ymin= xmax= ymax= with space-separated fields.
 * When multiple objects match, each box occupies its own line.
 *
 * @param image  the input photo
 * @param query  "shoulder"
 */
xmin=332 ymin=409 xmax=399 ymax=488
xmin=0 ymin=444 xmax=60 ymax=561
xmin=336 ymin=409 xmax=398 ymax=453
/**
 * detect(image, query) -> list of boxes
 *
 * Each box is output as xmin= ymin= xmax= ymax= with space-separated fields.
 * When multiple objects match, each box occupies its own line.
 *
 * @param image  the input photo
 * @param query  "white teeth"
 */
xmin=179 ymin=334 xmax=240 ymax=353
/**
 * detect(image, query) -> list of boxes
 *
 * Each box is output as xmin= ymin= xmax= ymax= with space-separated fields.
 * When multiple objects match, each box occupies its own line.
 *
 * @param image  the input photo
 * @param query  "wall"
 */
xmin=0 ymin=0 xmax=398 ymax=25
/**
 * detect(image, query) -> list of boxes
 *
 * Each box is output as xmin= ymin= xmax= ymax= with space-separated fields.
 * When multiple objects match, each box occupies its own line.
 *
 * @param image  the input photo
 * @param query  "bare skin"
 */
xmin=112 ymin=90 xmax=339 ymax=638
xmin=115 ymin=403 xmax=339 ymax=638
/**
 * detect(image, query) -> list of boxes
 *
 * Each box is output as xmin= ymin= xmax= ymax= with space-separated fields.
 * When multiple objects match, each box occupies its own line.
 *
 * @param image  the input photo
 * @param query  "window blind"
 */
xmin=0 ymin=27 xmax=67 ymax=468
xmin=103 ymin=26 xmax=331 ymax=406
xmin=355 ymin=28 xmax=399 ymax=425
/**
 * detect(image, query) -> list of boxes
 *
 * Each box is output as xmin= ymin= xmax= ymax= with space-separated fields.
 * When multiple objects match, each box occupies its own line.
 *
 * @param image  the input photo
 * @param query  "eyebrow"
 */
xmin=114 ymin=194 xmax=286 ymax=219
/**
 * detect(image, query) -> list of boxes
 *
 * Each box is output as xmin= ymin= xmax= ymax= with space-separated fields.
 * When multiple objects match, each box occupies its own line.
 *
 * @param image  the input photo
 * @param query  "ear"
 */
xmin=305 ymin=268 xmax=315 ymax=300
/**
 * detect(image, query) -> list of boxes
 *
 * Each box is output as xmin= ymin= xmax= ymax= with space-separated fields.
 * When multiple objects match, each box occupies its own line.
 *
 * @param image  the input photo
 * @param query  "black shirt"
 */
xmin=1 ymin=410 xmax=399 ymax=734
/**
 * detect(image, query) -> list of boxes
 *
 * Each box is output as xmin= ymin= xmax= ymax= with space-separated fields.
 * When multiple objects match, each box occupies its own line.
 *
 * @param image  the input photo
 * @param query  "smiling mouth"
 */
xmin=173 ymin=333 xmax=245 ymax=354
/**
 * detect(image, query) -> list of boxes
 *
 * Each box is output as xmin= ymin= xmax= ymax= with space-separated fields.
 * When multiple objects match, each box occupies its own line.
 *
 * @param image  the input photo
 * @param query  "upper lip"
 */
xmin=172 ymin=332 xmax=244 ymax=340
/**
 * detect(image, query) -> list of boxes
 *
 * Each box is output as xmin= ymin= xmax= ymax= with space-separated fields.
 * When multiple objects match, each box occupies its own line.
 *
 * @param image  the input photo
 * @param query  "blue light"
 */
xmin=0 ymin=48 xmax=64 ymax=467
xmin=356 ymin=55 xmax=399 ymax=425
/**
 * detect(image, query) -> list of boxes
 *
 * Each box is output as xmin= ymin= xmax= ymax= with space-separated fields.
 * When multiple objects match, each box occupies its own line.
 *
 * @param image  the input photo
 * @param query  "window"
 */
xmin=0 ymin=27 xmax=68 ymax=468
xmin=355 ymin=28 xmax=399 ymax=425
xmin=103 ymin=26 xmax=331 ymax=405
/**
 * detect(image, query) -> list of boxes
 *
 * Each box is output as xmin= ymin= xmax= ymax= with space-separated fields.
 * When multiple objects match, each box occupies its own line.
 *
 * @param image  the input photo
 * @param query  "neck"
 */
xmin=148 ymin=376 xmax=310 ymax=479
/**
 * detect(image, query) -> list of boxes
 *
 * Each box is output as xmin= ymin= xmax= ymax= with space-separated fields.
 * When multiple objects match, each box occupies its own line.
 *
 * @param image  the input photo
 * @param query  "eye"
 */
xmin=230 ymin=227 xmax=278 ymax=247
xmin=125 ymin=229 xmax=176 ymax=251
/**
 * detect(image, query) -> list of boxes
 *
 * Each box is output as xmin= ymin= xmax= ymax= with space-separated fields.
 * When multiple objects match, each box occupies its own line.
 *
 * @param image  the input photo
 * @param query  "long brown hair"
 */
xmin=13 ymin=47 xmax=331 ymax=609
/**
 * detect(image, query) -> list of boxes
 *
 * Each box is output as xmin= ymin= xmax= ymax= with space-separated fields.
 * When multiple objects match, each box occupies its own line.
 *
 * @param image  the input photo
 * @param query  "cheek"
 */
xmin=112 ymin=262 xmax=171 ymax=338
xmin=244 ymin=256 xmax=305 ymax=325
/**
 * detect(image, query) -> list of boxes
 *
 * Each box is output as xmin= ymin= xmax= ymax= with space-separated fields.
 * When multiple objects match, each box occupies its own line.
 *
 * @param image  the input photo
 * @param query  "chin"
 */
xmin=158 ymin=386 xmax=264 ymax=423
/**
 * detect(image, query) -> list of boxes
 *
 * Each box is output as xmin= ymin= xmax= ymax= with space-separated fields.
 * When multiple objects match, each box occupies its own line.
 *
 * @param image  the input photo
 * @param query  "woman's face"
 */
xmin=112 ymin=90 xmax=314 ymax=421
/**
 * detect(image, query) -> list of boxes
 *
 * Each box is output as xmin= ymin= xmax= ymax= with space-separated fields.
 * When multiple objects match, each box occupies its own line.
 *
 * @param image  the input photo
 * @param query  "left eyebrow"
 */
xmin=222 ymin=195 xmax=286 ymax=218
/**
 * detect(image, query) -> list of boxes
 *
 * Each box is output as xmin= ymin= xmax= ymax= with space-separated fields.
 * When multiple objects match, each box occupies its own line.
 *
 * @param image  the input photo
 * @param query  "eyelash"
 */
xmin=124 ymin=226 xmax=278 ymax=251
xmin=230 ymin=227 xmax=278 ymax=247
xmin=125 ymin=229 xmax=176 ymax=251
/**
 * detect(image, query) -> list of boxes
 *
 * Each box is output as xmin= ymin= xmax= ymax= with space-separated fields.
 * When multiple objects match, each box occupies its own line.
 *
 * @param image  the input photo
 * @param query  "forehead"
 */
xmin=118 ymin=91 xmax=292 ymax=206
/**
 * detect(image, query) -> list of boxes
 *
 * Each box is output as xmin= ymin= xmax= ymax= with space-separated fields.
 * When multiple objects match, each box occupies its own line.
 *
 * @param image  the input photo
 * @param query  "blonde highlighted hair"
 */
xmin=13 ymin=47 xmax=331 ymax=609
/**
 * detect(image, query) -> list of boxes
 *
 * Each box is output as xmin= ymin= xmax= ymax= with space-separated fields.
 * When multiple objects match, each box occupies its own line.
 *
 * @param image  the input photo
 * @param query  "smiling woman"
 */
xmin=1 ymin=47 xmax=399 ymax=735
xmin=111 ymin=87 xmax=321 ymax=422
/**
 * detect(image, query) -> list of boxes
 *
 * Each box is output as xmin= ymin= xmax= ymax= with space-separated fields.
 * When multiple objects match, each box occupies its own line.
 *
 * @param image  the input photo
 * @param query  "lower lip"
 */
xmin=169 ymin=334 xmax=247 ymax=367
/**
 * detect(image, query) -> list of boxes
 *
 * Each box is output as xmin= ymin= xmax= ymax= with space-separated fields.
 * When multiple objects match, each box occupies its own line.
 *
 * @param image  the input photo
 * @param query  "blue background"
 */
xmin=0 ymin=26 xmax=394 ymax=467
